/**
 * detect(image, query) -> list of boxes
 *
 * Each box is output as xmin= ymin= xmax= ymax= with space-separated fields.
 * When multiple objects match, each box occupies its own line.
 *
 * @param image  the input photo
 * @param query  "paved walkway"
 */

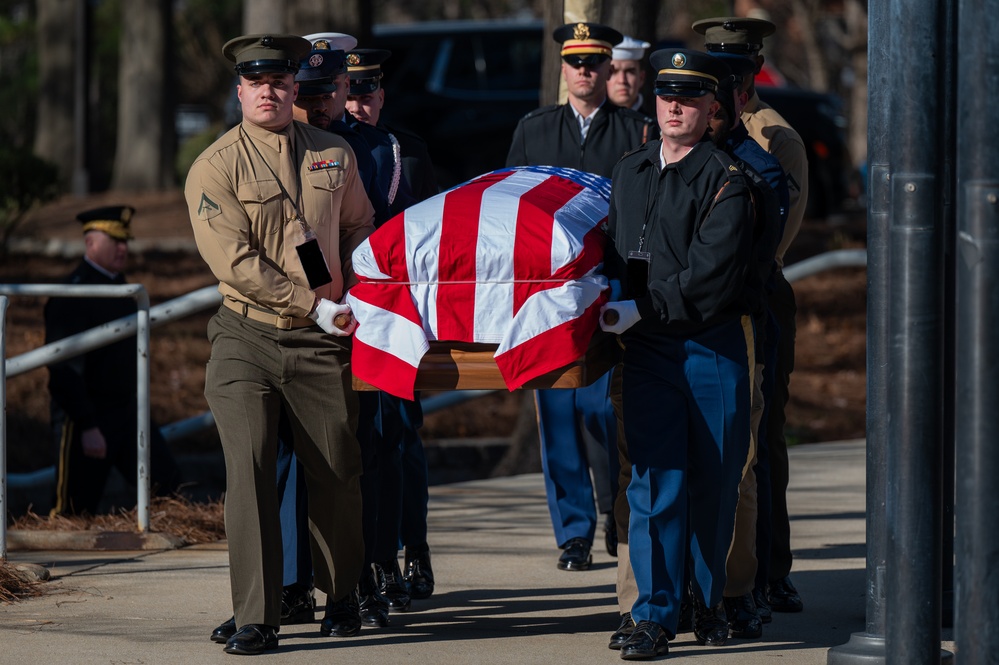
xmin=0 ymin=440 xmax=952 ymax=663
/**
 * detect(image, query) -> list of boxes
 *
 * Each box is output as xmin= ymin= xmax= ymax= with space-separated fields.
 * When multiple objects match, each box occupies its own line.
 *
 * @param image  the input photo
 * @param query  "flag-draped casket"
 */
xmin=346 ymin=166 xmax=616 ymax=399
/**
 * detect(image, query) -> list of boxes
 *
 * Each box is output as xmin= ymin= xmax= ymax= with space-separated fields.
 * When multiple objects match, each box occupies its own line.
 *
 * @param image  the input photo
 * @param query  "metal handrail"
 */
xmin=0 ymin=283 xmax=152 ymax=560
xmin=1 ymin=248 xmax=870 ymax=560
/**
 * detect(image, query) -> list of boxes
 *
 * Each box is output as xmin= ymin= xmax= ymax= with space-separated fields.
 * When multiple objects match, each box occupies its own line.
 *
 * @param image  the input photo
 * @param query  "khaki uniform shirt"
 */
xmin=185 ymin=119 xmax=375 ymax=317
xmin=742 ymin=92 xmax=809 ymax=267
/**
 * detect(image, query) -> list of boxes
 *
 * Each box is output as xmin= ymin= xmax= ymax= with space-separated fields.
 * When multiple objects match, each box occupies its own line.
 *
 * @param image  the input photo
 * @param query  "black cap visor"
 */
xmin=349 ymin=78 xmax=381 ymax=95
xmin=236 ymin=59 xmax=300 ymax=75
xmin=654 ymin=79 xmax=717 ymax=98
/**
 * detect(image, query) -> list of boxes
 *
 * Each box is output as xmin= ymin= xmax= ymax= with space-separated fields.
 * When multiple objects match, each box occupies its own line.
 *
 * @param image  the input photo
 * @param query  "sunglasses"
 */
xmin=563 ymin=53 xmax=610 ymax=68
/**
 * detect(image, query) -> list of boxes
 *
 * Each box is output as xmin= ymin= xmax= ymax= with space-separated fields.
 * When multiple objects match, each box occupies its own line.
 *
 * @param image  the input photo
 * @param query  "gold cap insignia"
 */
xmin=346 ymin=53 xmax=361 ymax=66
xmin=121 ymin=207 xmax=133 ymax=223
xmin=672 ymin=52 xmax=686 ymax=68
xmin=573 ymin=23 xmax=590 ymax=41
xmin=309 ymin=53 xmax=323 ymax=67
xmin=314 ymin=39 xmax=331 ymax=50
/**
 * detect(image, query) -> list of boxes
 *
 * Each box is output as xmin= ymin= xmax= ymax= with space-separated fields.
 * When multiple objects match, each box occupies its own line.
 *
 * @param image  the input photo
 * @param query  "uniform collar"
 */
xmin=241 ymin=118 xmax=297 ymax=154
xmin=654 ymin=138 xmax=715 ymax=184
xmin=83 ymin=256 xmax=120 ymax=280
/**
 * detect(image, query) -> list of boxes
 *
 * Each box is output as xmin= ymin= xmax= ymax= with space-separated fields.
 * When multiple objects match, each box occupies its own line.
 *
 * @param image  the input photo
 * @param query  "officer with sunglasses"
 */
xmin=506 ymin=22 xmax=658 ymax=576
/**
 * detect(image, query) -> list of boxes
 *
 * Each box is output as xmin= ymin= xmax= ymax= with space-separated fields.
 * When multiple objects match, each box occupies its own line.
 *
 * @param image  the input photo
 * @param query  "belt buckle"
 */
xmin=276 ymin=315 xmax=293 ymax=330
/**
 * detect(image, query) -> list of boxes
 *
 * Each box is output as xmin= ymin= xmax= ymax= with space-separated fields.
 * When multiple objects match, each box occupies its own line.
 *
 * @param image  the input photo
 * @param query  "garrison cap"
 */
xmin=296 ymin=49 xmax=348 ymax=95
xmin=346 ymin=49 xmax=390 ymax=95
xmin=77 ymin=205 xmax=135 ymax=241
xmin=650 ymin=48 xmax=730 ymax=98
xmin=222 ymin=34 xmax=311 ymax=76
xmin=553 ymin=22 xmax=622 ymax=67
xmin=612 ymin=35 xmax=651 ymax=62
xmin=304 ymin=32 xmax=358 ymax=53
xmin=691 ymin=17 xmax=776 ymax=55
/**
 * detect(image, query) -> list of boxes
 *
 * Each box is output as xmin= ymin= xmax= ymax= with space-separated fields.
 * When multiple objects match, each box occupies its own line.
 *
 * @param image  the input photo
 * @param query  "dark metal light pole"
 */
xmin=954 ymin=0 xmax=999 ymax=662
xmin=884 ymin=0 xmax=948 ymax=660
xmin=826 ymin=0 xmax=891 ymax=658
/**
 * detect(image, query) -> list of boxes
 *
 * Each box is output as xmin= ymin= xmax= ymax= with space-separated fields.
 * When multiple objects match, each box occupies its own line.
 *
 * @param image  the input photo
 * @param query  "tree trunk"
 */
xmin=540 ymin=0 xmax=565 ymax=107
xmin=111 ymin=0 xmax=172 ymax=192
xmin=844 ymin=0 xmax=868 ymax=169
xmin=34 ymin=0 xmax=76 ymax=186
xmin=243 ymin=0 xmax=284 ymax=34
xmin=286 ymin=0 xmax=370 ymax=44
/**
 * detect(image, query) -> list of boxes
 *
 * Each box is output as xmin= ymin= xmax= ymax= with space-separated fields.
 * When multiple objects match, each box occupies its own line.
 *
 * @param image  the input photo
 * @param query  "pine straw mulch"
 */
xmin=9 ymin=495 xmax=226 ymax=545
xmin=0 ymin=562 xmax=44 ymax=603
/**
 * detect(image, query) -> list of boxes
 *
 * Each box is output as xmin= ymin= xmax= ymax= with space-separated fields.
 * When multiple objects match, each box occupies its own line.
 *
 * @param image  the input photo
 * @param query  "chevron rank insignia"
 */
xmin=197 ymin=192 xmax=221 ymax=220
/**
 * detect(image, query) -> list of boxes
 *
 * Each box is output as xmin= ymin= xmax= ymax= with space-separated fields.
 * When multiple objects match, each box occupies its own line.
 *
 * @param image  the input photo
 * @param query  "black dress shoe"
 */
xmin=320 ymin=589 xmax=361 ymax=637
xmin=557 ymin=537 xmax=593 ymax=571
xmin=223 ymin=624 xmax=278 ymax=655
xmin=724 ymin=593 xmax=763 ymax=639
xmin=608 ymin=612 xmax=635 ymax=650
xmin=404 ymin=543 xmax=435 ymax=600
xmin=211 ymin=616 xmax=237 ymax=644
xmin=619 ymin=620 xmax=670 ymax=660
xmin=603 ymin=512 xmax=618 ymax=557
xmin=358 ymin=565 xmax=390 ymax=628
xmin=375 ymin=558 xmax=412 ymax=611
xmin=280 ymin=583 xmax=315 ymax=625
xmin=752 ymin=587 xmax=773 ymax=624
xmin=768 ymin=576 xmax=804 ymax=612
xmin=691 ymin=592 xmax=729 ymax=646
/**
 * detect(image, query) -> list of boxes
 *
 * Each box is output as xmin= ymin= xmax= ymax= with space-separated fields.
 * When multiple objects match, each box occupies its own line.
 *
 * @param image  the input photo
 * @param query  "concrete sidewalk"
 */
xmin=0 ymin=440 xmax=946 ymax=663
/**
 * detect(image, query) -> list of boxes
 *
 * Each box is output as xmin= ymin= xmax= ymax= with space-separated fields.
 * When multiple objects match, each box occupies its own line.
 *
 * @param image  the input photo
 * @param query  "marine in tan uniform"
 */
xmin=184 ymin=33 xmax=375 ymax=656
xmin=694 ymin=15 xmax=809 ymax=620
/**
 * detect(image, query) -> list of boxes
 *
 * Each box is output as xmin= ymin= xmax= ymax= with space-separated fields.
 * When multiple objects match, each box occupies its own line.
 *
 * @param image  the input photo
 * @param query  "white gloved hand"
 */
xmin=309 ymin=298 xmax=357 ymax=336
xmin=599 ymin=300 xmax=641 ymax=334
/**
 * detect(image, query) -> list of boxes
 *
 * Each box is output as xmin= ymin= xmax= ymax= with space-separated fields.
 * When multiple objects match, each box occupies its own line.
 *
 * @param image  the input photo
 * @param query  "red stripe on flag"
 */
xmin=350 ymin=282 xmax=423 ymax=327
xmin=351 ymin=337 xmax=419 ymax=400
xmin=436 ymin=171 xmax=514 ymax=340
xmin=512 ymin=175 xmax=586 ymax=315
xmin=550 ymin=223 xmax=608 ymax=282
xmin=494 ymin=294 xmax=606 ymax=390
xmin=366 ymin=213 xmax=409 ymax=280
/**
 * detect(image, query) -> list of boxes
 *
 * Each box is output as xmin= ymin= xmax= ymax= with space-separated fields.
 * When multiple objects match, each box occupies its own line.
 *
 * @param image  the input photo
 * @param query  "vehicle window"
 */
xmin=480 ymin=32 xmax=542 ymax=92
xmin=441 ymin=36 xmax=481 ymax=91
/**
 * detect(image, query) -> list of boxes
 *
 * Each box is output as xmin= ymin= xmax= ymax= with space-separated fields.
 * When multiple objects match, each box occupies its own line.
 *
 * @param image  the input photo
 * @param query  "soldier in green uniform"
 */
xmin=184 ymin=33 xmax=375 ymax=655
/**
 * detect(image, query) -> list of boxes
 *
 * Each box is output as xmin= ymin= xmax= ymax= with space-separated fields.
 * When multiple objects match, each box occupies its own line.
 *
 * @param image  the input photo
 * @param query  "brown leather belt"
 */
xmin=222 ymin=297 xmax=315 ymax=330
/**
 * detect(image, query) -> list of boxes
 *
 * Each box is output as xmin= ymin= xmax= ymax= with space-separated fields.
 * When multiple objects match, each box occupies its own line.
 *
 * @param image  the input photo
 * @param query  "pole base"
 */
xmin=828 ymin=633 xmax=954 ymax=665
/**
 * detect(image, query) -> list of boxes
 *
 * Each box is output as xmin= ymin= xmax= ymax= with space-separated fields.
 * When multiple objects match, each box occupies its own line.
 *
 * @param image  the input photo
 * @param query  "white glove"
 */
xmin=309 ymin=298 xmax=357 ymax=336
xmin=599 ymin=300 xmax=641 ymax=334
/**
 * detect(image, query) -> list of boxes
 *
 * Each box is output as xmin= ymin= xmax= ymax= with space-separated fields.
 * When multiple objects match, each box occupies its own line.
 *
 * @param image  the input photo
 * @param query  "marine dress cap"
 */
xmin=296 ymin=49 xmax=348 ymax=95
xmin=553 ymin=22 xmax=623 ymax=67
xmin=223 ymin=34 xmax=312 ymax=75
xmin=650 ymin=48 xmax=731 ymax=98
xmin=346 ymin=49 xmax=391 ymax=95
xmin=691 ymin=17 xmax=776 ymax=55
xmin=77 ymin=205 xmax=135 ymax=241
xmin=612 ymin=35 xmax=651 ymax=62
xmin=303 ymin=32 xmax=358 ymax=53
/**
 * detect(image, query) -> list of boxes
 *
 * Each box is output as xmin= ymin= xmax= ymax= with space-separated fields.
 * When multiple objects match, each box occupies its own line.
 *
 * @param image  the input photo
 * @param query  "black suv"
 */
xmin=370 ymin=20 xmax=849 ymax=217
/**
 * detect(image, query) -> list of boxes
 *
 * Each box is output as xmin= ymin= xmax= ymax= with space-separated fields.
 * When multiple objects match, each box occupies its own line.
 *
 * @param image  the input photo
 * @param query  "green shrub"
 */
xmin=0 ymin=146 xmax=60 ymax=250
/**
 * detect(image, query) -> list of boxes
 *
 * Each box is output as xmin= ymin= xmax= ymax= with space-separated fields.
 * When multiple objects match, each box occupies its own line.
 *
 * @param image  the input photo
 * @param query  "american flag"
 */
xmin=346 ymin=166 xmax=611 ymax=399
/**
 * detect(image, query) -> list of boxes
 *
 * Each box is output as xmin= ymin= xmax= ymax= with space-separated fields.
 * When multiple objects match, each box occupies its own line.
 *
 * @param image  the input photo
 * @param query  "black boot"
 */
xmin=375 ymin=557 xmax=412 ymax=611
xmin=404 ymin=543 xmax=435 ymax=600
xmin=280 ymin=583 xmax=315 ymax=625
xmin=358 ymin=565 xmax=390 ymax=627
xmin=691 ymin=589 xmax=729 ymax=646
xmin=320 ymin=589 xmax=361 ymax=637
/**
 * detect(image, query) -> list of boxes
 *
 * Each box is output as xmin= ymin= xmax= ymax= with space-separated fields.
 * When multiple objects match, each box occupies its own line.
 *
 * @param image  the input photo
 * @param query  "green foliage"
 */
xmin=0 ymin=144 xmax=60 ymax=250
xmin=175 ymin=125 xmax=223 ymax=185
xmin=0 ymin=4 xmax=39 ymax=150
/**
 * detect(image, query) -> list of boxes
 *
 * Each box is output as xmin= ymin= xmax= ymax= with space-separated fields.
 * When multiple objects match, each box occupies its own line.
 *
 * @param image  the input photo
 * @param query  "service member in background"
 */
xmin=185 ymin=33 xmax=374 ymax=655
xmin=600 ymin=50 xmax=755 ymax=660
xmin=345 ymin=49 xmax=439 ymax=202
xmin=607 ymin=35 xmax=653 ymax=116
xmin=44 ymin=206 xmax=181 ymax=517
xmin=344 ymin=44 xmax=440 ymax=605
xmin=506 ymin=21 xmax=658 ymax=575
xmin=707 ymin=53 xmax=789 ymax=640
xmin=694 ymin=15 xmax=809 ymax=617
